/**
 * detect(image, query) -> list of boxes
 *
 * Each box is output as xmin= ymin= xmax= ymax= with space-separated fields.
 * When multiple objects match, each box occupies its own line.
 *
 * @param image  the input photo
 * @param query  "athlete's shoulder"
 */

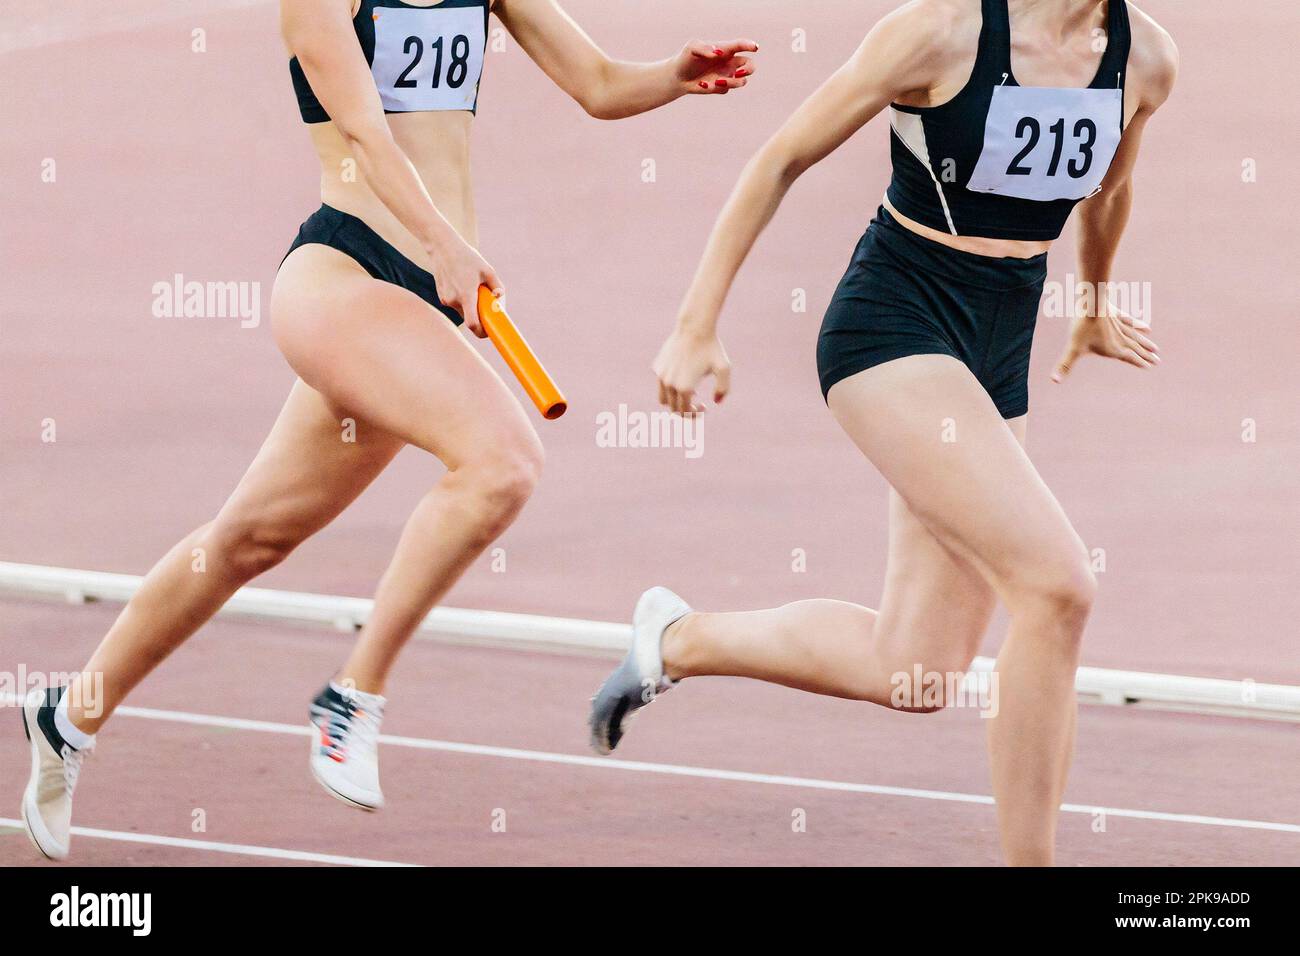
xmin=882 ymin=0 xmax=971 ymax=28
xmin=1124 ymin=2 xmax=1179 ymax=108
xmin=866 ymin=0 xmax=981 ymax=73
xmin=875 ymin=0 xmax=977 ymax=46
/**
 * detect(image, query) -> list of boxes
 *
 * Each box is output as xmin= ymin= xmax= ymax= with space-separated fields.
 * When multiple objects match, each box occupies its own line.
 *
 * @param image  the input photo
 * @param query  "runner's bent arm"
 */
xmin=656 ymin=3 xmax=944 ymax=412
xmin=496 ymin=0 xmax=757 ymax=119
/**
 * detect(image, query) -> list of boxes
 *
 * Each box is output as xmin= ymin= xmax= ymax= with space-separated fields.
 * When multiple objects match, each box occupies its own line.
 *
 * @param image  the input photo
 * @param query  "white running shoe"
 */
xmin=308 ymin=682 xmax=385 ymax=811
xmin=21 ymin=686 xmax=94 ymax=861
xmin=589 ymin=586 xmax=692 ymax=755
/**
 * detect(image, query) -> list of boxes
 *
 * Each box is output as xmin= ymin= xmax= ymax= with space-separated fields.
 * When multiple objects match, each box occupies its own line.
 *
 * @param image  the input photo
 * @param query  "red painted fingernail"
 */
xmin=699 ymin=81 xmax=709 ymax=89
xmin=714 ymin=79 xmax=727 ymax=88
xmin=714 ymin=48 xmax=725 ymax=56
xmin=735 ymin=69 xmax=748 ymax=77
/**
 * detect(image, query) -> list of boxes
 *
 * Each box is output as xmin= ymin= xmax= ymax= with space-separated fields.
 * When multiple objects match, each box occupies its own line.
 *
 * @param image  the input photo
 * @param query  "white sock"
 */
xmin=54 ymin=692 xmax=95 ymax=750
xmin=331 ymin=681 xmax=385 ymax=709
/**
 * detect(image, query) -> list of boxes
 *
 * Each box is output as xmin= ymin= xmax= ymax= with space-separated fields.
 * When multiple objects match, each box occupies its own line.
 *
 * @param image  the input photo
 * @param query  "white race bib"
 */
xmin=371 ymin=7 xmax=485 ymax=113
xmin=967 ymin=85 xmax=1122 ymax=202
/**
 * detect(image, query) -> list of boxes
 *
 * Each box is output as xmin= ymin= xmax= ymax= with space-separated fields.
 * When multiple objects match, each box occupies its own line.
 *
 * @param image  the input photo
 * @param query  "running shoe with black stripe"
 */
xmin=308 ymin=682 xmax=386 ymax=810
xmin=21 ymin=685 xmax=94 ymax=861
xmin=589 ymin=586 xmax=692 ymax=755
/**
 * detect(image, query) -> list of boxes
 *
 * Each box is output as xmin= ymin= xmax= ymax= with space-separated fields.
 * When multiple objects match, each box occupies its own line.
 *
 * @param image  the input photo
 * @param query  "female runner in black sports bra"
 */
xmin=590 ymin=0 xmax=1177 ymax=866
xmin=21 ymin=0 xmax=758 ymax=859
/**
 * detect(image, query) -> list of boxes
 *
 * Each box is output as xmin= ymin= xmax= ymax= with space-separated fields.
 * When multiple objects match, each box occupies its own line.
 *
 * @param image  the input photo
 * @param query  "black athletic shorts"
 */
xmin=818 ymin=206 xmax=1047 ymax=419
xmin=282 ymin=204 xmax=463 ymax=327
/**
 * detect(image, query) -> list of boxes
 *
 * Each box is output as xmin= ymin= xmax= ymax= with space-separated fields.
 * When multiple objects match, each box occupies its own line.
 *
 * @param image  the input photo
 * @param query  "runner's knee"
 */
xmin=1003 ymin=543 xmax=1097 ymax=639
xmin=453 ymin=434 xmax=544 ymax=537
xmin=873 ymin=625 xmax=983 ymax=713
xmin=205 ymin=512 xmax=304 ymax=581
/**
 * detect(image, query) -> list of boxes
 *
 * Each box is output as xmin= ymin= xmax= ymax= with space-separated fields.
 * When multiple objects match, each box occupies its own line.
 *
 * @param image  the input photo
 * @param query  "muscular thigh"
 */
xmin=214 ymin=378 xmax=404 ymax=541
xmin=830 ymin=354 xmax=1084 ymax=610
xmin=271 ymin=245 xmax=541 ymax=470
xmin=873 ymin=416 xmax=1028 ymax=671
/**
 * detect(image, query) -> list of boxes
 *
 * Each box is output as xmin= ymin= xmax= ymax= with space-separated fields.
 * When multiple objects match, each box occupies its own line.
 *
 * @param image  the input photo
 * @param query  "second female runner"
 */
xmin=592 ymin=0 xmax=1176 ymax=866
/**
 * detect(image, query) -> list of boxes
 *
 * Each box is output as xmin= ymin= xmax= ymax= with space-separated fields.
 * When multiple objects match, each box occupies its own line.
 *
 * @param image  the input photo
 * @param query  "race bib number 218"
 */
xmin=371 ymin=7 xmax=485 ymax=113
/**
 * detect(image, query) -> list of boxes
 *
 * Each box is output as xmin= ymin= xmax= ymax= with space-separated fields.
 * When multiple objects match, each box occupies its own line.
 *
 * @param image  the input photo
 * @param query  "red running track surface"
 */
xmin=1 ymin=1 xmax=1296 ymax=865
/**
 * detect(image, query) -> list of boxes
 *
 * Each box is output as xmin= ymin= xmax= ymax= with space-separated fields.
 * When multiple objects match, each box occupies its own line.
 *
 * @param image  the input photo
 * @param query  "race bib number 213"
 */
xmin=967 ymin=85 xmax=1122 ymax=202
xmin=371 ymin=7 xmax=485 ymax=113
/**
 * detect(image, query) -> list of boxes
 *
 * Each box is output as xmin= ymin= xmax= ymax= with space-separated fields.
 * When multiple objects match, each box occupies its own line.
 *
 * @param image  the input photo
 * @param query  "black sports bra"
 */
xmin=290 ymin=0 xmax=490 ymax=124
xmin=886 ymin=0 xmax=1131 ymax=241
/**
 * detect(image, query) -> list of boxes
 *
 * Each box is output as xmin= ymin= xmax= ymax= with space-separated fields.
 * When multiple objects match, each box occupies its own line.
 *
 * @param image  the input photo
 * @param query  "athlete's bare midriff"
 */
xmin=310 ymin=110 xmax=478 ymax=265
xmin=291 ymin=0 xmax=485 ymax=266
xmin=881 ymin=197 xmax=1052 ymax=258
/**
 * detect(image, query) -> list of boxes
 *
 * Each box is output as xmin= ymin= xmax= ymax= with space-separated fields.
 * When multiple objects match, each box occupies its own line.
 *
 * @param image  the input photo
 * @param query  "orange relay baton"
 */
xmin=476 ymin=286 xmax=568 ymax=421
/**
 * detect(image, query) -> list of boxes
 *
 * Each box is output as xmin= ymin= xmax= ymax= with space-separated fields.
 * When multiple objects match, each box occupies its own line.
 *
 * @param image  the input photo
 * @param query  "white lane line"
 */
xmin=92 ymin=702 xmax=1300 ymax=837
xmin=0 ymin=818 xmax=417 ymax=867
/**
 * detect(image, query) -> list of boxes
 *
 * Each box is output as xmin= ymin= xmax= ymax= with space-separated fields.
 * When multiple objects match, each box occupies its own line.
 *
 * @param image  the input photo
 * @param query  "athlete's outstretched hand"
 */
xmin=654 ymin=326 xmax=732 ymax=415
xmin=1052 ymin=302 xmax=1160 ymax=383
xmin=431 ymin=239 xmax=503 ymax=339
xmin=676 ymin=40 xmax=759 ymax=95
